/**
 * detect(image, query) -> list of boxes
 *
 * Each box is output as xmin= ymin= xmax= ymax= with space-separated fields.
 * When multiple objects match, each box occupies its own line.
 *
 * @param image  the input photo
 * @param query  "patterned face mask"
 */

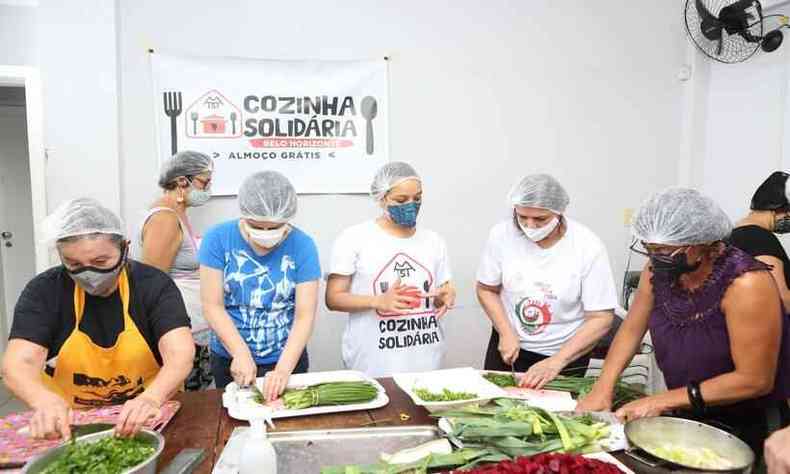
xmin=387 ymin=202 xmax=421 ymax=228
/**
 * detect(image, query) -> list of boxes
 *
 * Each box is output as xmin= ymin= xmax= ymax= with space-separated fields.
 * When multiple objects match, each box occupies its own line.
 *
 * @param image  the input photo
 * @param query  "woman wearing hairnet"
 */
xmin=199 ymin=171 xmax=320 ymax=399
xmin=477 ymin=174 xmax=617 ymax=388
xmin=326 ymin=162 xmax=456 ymax=377
xmin=578 ymin=188 xmax=790 ymax=459
xmin=141 ymin=151 xmax=213 ymax=391
xmin=730 ymin=171 xmax=790 ymax=311
xmin=1 ymin=198 xmax=194 ymax=440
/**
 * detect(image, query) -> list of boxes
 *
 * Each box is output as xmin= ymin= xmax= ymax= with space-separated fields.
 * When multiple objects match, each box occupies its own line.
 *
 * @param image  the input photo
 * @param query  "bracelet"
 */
xmin=687 ymin=381 xmax=706 ymax=417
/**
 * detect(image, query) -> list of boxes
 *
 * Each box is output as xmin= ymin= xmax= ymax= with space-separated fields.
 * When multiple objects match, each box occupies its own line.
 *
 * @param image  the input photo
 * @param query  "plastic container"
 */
xmin=239 ymin=415 xmax=277 ymax=474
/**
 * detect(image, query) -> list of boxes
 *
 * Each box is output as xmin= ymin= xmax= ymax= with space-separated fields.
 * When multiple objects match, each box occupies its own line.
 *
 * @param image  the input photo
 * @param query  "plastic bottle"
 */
xmin=239 ymin=415 xmax=277 ymax=474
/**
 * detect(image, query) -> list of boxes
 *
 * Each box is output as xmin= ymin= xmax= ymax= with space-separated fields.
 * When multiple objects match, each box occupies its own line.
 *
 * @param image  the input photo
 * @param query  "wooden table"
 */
xmin=160 ymin=379 xmax=662 ymax=474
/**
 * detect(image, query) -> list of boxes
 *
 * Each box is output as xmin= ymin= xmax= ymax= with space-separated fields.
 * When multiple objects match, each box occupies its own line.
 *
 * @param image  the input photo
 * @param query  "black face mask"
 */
xmin=649 ymin=251 xmax=701 ymax=281
xmin=775 ymin=216 xmax=790 ymax=234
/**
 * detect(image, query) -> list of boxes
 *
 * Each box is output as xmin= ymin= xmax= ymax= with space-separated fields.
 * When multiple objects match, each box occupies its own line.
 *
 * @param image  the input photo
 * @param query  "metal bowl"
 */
xmin=625 ymin=416 xmax=754 ymax=473
xmin=22 ymin=429 xmax=165 ymax=474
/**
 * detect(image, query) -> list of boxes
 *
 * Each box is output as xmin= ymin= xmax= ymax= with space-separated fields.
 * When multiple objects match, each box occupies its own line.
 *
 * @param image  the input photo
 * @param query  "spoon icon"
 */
xmin=361 ymin=96 xmax=378 ymax=155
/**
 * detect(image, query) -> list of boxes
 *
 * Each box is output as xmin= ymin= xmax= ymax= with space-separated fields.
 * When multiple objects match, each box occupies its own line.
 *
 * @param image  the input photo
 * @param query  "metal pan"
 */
xmin=624 ymin=416 xmax=754 ymax=473
xmin=22 ymin=429 xmax=165 ymax=474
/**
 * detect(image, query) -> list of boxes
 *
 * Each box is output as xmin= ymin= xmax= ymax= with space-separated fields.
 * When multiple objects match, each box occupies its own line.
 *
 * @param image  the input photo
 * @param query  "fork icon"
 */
xmin=163 ymin=91 xmax=182 ymax=156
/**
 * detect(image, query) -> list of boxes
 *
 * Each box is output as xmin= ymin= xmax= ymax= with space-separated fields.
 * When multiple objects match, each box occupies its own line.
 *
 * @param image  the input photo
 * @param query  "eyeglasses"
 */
xmin=189 ymin=176 xmax=212 ymax=190
xmin=629 ymin=241 xmax=685 ymax=262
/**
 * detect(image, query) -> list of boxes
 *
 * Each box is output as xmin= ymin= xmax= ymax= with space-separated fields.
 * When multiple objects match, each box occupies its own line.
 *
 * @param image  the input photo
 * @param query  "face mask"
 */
xmin=66 ymin=245 xmax=127 ymax=296
xmin=245 ymin=222 xmax=288 ymax=248
xmin=775 ymin=215 xmax=790 ymax=234
xmin=186 ymin=179 xmax=211 ymax=207
xmin=649 ymin=249 xmax=701 ymax=281
xmin=519 ymin=216 xmax=559 ymax=242
xmin=387 ymin=202 xmax=421 ymax=228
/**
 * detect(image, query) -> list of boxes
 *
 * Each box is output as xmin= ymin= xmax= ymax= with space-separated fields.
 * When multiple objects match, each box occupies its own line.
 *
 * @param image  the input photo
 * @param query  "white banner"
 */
xmin=151 ymin=53 xmax=389 ymax=195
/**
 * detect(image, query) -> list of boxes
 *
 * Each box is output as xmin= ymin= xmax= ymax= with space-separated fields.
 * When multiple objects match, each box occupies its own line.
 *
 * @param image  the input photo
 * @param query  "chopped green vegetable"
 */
xmin=39 ymin=436 xmax=156 ymax=474
xmin=648 ymin=444 xmax=735 ymax=470
xmin=483 ymin=372 xmax=518 ymax=388
xmin=413 ymin=388 xmax=478 ymax=402
xmin=257 ymin=381 xmax=378 ymax=410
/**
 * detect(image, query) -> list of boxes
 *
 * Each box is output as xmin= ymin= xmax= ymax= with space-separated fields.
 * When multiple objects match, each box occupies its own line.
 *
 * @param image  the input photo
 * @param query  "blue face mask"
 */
xmin=387 ymin=202 xmax=421 ymax=228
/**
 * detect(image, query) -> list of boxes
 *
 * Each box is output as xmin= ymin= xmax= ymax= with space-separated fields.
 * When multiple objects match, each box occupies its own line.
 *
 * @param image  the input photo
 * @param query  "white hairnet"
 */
xmin=632 ymin=187 xmax=732 ymax=246
xmin=158 ymin=151 xmax=213 ymax=188
xmin=370 ymin=162 xmax=421 ymax=201
xmin=508 ymin=174 xmax=569 ymax=214
xmin=238 ymin=171 xmax=297 ymax=222
xmin=42 ymin=198 xmax=124 ymax=246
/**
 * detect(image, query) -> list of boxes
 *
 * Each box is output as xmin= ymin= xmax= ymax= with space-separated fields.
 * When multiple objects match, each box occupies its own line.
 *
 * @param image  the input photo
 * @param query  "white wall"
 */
xmin=0 ymin=4 xmax=37 ymax=66
xmin=36 ymin=0 xmax=121 ymax=217
xmin=116 ymin=0 xmax=687 ymax=371
xmin=692 ymin=4 xmax=790 ymax=223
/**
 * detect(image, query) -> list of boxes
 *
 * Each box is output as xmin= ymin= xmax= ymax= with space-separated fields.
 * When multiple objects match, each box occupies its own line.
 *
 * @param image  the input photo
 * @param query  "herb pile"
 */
xmin=414 ymin=388 xmax=478 ymax=402
xmin=39 ymin=436 xmax=156 ymax=474
xmin=482 ymin=373 xmax=518 ymax=388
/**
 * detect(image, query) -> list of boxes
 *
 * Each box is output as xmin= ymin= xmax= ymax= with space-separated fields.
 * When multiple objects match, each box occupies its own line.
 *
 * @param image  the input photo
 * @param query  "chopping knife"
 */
xmin=17 ymin=422 xmax=115 ymax=437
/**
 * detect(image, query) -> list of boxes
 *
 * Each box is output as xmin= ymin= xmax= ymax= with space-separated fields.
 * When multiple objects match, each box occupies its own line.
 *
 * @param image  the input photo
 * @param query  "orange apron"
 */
xmin=43 ymin=269 xmax=161 ymax=407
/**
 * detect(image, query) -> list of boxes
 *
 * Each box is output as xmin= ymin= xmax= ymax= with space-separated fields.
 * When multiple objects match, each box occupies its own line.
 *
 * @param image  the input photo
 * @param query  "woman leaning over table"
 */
xmin=577 ymin=187 xmax=790 ymax=460
xmin=199 ymin=171 xmax=320 ymax=401
xmin=476 ymin=174 xmax=617 ymax=389
xmin=1 ymin=198 xmax=194 ymax=439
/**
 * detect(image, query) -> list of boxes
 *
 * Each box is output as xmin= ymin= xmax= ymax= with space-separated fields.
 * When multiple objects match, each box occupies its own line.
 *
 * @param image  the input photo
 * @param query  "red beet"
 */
xmin=445 ymin=453 xmax=624 ymax=474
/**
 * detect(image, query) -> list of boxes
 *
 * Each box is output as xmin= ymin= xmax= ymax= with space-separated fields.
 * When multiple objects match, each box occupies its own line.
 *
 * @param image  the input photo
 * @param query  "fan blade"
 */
xmin=716 ymin=36 xmax=724 ymax=56
xmin=695 ymin=0 xmax=720 ymax=25
xmin=695 ymin=0 xmax=724 ymax=40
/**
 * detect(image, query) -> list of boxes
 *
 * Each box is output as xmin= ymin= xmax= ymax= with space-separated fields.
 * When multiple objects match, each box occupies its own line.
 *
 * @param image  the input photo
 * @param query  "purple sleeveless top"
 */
xmin=649 ymin=245 xmax=790 ymax=401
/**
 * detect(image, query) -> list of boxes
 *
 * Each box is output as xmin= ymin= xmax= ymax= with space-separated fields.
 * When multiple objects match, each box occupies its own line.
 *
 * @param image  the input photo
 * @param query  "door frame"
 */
xmin=0 ymin=66 xmax=47 ymax=274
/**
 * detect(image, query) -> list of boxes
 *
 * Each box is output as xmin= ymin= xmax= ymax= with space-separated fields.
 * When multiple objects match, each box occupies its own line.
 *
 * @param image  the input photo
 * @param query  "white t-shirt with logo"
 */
xmin=476 ymin=218 xmax=617 ymax=356
xmin=330 ymin=220 xmax=452 ymax=377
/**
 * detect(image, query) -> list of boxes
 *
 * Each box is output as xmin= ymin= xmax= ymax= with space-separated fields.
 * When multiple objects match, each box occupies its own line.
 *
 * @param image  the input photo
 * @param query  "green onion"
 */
xmin=262 ymin=382 xmax=378 ymax=410
xmin=543 ymin=375 xmax=645 ymax=409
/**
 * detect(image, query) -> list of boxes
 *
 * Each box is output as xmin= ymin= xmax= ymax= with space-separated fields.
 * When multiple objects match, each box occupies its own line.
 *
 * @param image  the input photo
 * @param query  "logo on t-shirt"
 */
xmin=372 ymin=252 xmax=435 ymax=318
xmin=515 ymin=297 xmax=552 ymax=335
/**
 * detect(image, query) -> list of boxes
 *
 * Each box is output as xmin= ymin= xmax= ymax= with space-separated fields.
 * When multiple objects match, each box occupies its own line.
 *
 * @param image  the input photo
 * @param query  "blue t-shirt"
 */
xmin=198 ymin=220 xmax=321 ymax=364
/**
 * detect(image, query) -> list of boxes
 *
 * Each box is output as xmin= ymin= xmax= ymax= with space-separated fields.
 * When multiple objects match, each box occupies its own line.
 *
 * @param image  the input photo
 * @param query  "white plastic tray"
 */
xmin=392 ymin=367 xmax=507 ymax=413
xmin=222 ymin=370 xmax=389 ymax=420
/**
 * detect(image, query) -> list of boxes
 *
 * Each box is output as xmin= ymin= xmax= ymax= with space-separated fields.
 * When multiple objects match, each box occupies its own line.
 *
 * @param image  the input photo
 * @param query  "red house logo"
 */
xmin=372 ymin=253 xmax=435 ymax=318
xmin=185 ymin=90 xmax=242 ymax=139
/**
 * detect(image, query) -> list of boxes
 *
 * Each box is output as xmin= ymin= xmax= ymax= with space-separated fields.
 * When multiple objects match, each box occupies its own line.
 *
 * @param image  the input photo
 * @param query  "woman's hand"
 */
xmin=575 ymin=385 xmax=613 ymax=413
xmin=614 ymin=395 xmax=669 ymax=422
xmin=115 ymin=394 xmax=161 ymax=438
xmin=498 ymin=330 xmax=521 ymax=366
xmin=434 ymin=284 xmax=456 ymax=318
xmin=374 ymin=279 xmax=420 ymax=313
xmin=765 ymin=426 xmax=790 ymax=474
xmin=520 ymin=356 xmax=566 ymax=389
xmin=263 ymin=369 xmax=291 ymax=402
xmin=231 ymin=351 xmax=258 ymax=387
xmin=29 ymin=390 xmax=72 ymax=440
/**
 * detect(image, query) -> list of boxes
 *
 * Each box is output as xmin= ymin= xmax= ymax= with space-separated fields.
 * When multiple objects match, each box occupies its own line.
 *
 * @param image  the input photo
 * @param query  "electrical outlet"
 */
xmin=623 ymin=208 xmax=634 ymax=226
